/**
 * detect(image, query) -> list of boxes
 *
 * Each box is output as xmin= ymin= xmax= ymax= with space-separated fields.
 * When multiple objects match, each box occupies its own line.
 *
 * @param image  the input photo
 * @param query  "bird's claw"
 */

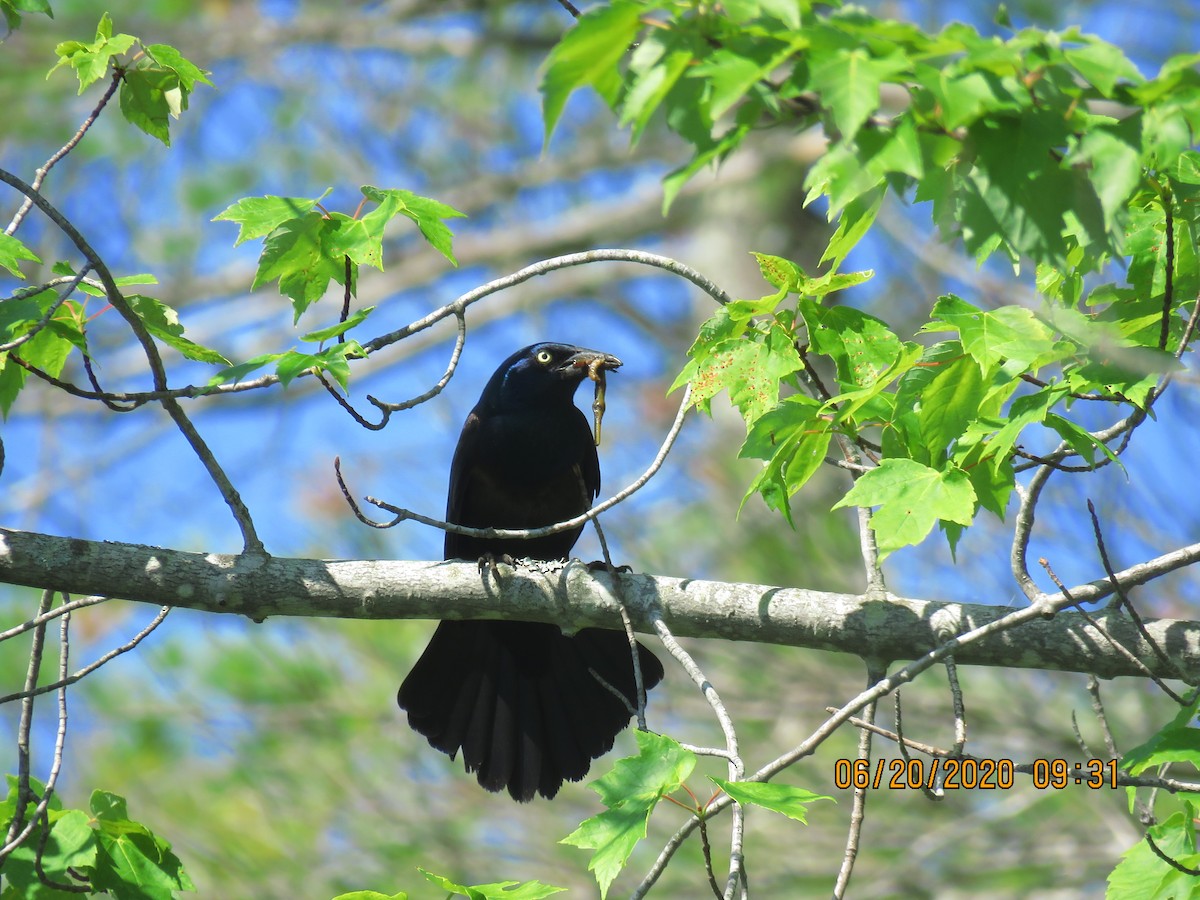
xmin=585 ymin=559 xmax=633 ymax=574
xmin=477 ymin=552 xmax=516 ymax=578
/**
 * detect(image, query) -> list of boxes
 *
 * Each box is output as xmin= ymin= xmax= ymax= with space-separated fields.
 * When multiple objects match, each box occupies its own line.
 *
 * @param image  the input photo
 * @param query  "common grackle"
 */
xmin=397 ymin=342 xmax=664 ymax=801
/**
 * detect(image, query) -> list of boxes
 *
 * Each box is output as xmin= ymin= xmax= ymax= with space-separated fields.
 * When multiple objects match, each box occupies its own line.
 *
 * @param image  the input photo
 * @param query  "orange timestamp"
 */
xmin=833 ymin=757 xmax=1122 ymax=791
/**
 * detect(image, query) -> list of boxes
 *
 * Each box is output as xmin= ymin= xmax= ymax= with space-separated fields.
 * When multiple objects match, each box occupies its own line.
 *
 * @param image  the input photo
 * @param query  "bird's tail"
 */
xmin=398 ymin=619 xmax=664 ymax=801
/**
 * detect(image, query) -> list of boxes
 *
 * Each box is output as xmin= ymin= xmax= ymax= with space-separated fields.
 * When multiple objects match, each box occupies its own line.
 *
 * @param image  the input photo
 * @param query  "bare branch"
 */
xmin=5 ymin=527 xmax=1197 ymax=676
xmin=6 ymin=72 xmax=122 ymax=236
xmin=0 ymin=606 xmax=172 ymax=704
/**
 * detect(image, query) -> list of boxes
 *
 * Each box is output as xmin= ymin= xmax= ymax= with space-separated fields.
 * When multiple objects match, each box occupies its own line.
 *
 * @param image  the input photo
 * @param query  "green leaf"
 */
xmin=926 ymin=295 xmax=1073 ymax=374
xmin=821 ymin=185 xmax=885 ymax=271
xmin=1 ymin=0 xmax=53 ymax=33
xmin=752 ymin=252 xmax=806 ymax=292
xmin=360 ymin=186 xmax=464 ymax=266
xmin=809 ymin=46 xmax=908 ymax=139
xmin=1122 ymin=726 xmax=1200 ymax=777
xmin=1 ymin=808 xmax=97 ymax=896
xmin=1067 ymin=115 xmax=1144 ymax=233
xmin=696 ymin=34 xmax=804 ymax=121
xmin=976 ymin=385 xmax=1065 ymax=474
xmin=208 ymin=352 xmax=285 ymax=387
xmin=420 ymin=869 xmax=563 ymax=900
xmin=252 ymin=211 xmax=345 ymax=320
xmin=127 ymin=294 xmax=229 ymax=365
xmin=710 ymin=778 xmax=834 ymax=823
xmin=48 ymin=13 xmax=136 ymax=92
xmin=299 ymin=306 xmax=375 ymax=343
xmin=561 ymin=731 xmax=695 ymax=900
xmin=213 ymin=193 xmax=328 ymax=246
xmin=274 ymin=341 xmax=363 ymax=389
xmin=144 ymin=42 xmax=213 ymax=90
xmin=915 ymin=353 xmax=986 ymax=461
xmin=661 ymin=121 xmax=752 ymax=213
xmin=834 ymin=458 xmax=977 ymax=558
xmin=739 ymin=395 xmax=832 ymax=524
xmin=88 ymin=790 xmax=193 ymax=898
xmin=682 ymin=325 xmax=804 ymax=425
xmin=1107 ymin=809 xmax=1199 ymax=900
xmin=0 ymin=353 xmax=28 ymax=418
xmin=959 ymin=110 xmax=1110 ymax=268
xmin=1045 ymin=413 xmax=1125 ymax=472
xmin=1063 ymin=40 xmax=1144 ymax=96
xmin=621 ymin=31 xmax=696 ymax=145
xmin=19 ymin=312 xmax=76 ymax=378
xmin=119 ymin=67 xmax=182 ymax=145
xmin=800 ymin=300 xmax=901 ymax=389
xmin=0 ymin=233 xmax=41 ymax=278
xmin=804 ymin=139 xmax=887 ymax=218
xmin=330 ymin=893 xmax=408 ymax=900
xmin=541 ymin=1 xmax=643 ymax=142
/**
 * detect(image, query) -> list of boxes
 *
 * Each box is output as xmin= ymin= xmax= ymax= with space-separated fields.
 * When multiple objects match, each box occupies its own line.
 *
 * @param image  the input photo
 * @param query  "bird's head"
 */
xmin=481 ymin=342 xmax=622 ymax=411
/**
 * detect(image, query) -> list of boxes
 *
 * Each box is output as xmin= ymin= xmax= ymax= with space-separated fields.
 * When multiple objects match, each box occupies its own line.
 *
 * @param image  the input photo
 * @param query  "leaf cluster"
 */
xmin=49 ymin=12 xmax=212 ymax=145
xmin=1 ymin=776 xmax=193 ymax=899
xmin=545 ymin=2 xmax=1200 ymax=558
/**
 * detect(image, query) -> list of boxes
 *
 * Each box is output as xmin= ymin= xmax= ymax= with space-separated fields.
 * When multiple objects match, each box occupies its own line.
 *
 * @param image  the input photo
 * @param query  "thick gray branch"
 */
xmin=1 ymin=527 xmax=1197 ymax=682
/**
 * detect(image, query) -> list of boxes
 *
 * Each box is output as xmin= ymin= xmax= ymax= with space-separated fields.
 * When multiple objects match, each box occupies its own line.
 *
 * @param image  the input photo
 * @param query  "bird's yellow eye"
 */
xmin=536 ymin=349 xmax=554 ymax=364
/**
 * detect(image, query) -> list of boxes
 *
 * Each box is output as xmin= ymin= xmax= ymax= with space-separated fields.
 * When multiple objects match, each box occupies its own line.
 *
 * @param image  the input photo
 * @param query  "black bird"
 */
xmin=398 ymin=342 xmax=664 ymax=801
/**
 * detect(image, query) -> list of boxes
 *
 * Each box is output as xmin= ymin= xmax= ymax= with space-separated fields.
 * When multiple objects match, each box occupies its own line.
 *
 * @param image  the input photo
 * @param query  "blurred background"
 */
xmin=2 ymin=1 xmax=1199 ymax=896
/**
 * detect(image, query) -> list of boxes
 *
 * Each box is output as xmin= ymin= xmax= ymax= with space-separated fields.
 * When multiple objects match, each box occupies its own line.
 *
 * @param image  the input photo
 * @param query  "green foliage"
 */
xmin=0 ymin=0 xmax=54 ymax=34
xmin=1107 ymin=807 xmax=1200 ymax=900
xmin=420 ymin=869 xmax=565 ymax=899
xmin=561 ymin=731 xmax=696 ymax=899
xmin=204 ymin=185 xmax=461 ymax=390
xmin=0 ymin=265 xmax=227 ymax=417
xmin=0 ymin=776 xmax=194 ymax=898
xmin=48 ymin=13 xmax=211 ymax=145
xmin=214 ymin=186 xmax=463 ymax=321
xmin=550 ymin=5 xmax=1200 ymax=560
xmin=0 ymin=234 xmax=41 ymax=279
xmin=709 ymin=778 xmax=834 ymax=823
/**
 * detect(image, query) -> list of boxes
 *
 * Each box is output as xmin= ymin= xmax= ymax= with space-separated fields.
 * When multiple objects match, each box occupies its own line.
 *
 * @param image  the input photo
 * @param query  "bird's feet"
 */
xmin=584 ymin=559 xmax=633 ymax=574
xmin=477 ymin=552 xmax=516 ymax=578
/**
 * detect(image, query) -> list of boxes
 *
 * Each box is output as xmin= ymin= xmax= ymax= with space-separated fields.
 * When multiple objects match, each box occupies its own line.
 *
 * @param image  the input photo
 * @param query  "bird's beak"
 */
xmin=561 ymin=350 xmax=620 ymax=446
xmin=561 ymin=350 xmax=622 ymax=381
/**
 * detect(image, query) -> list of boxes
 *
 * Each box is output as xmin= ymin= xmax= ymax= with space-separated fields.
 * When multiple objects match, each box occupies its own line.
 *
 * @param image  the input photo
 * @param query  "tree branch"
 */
xmin=1 ymin=528 xmax=1197 ymax=682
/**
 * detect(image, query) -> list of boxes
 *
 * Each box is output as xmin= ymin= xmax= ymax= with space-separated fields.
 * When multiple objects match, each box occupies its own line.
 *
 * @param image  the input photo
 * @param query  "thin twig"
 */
xmin=1039 ymin=558 xmax=1186 ymax=704
xmin=32 ymin=610 xmax=85 ymax=893
xmin=1146 ymin=833 xmax=1200 ymax=876
xmin=833 ymin=663 xmax=883 ymax=898
xmin=1088 ymin=676 xmax=1119 ymax=760
xmin=631 ymin=602 xmax=745 ymax=900
xmin=589 ymin=513 xmax=649 ymax=729
xmin=1 ymin=590 xmax=53 ymax=861
xmin=1010 ymin=464 xmax=1056 ymax=604
xmin=345 ymin=384 xmax=693 ymax=541
xmin=945 ymin=656 xmax=966 ymax=756
xmin=0 ymin=594 xmax=110 ymax=643
xmin=1088 ymin=499 xmax=1181 ymax=682
xmin=367 ymin=309 xmax=467 ymax=414
xmin=0 ymin=606 xmax=172 ymax=705
xmin=0 ymin=267 xmax=93 ymax=354
xmin=893 ymin=689 xmax=942 ymax=800
xmin=6 ymin=71 xmax=122 ymax=236
xmin=361 ymin=250 xmax=733 ymax=356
